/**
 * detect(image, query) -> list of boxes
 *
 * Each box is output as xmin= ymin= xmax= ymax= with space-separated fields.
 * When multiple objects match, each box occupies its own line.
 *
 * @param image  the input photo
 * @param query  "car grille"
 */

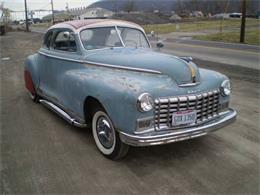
xmin=154 ymin=89 xmax=220 ymax=130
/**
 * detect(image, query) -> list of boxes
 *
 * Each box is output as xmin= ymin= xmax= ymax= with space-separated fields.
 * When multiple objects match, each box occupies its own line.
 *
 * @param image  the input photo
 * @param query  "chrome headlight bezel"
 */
xmin=137 ymin=93 xmax=154 ymax=112
xmin=221 ymin=80 xmax=231 ymax=96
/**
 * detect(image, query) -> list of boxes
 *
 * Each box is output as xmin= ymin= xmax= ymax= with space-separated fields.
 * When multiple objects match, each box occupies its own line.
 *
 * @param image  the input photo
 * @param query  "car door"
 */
xmin=40 ymin=28 xmax=82 ymax=109
xmin=37 ymin=30 xmax=55 ymax=98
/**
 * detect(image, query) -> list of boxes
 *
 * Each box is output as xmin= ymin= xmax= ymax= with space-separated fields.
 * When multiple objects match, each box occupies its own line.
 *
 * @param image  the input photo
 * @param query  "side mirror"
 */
xmin=156 ymin=41 xmax=164 ymax=48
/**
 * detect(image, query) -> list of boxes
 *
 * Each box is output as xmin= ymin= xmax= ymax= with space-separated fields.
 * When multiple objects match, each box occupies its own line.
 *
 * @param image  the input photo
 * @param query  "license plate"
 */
xmin=172 ymin=110 xmax=197 ymax=126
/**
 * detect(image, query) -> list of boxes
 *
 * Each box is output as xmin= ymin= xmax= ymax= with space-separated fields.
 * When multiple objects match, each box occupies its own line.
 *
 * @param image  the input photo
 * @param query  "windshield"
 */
xmin=80 ymin=26 xmax=150 ymax=50
xmin=80 ymin=27 xmax=123 ymax=50
xmin=117 ymin=27 xmax=150 ymax=48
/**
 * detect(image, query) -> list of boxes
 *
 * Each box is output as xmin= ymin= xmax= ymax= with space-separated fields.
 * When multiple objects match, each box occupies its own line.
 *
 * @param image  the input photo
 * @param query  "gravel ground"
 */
xmin=1 ymin=32 xmax=259 ymax=194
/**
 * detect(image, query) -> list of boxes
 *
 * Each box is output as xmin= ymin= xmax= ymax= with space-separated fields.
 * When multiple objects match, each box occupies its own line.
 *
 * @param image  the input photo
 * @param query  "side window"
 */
xmin=53 ymin=30 xmax=77 ymax=52
xmin=43 ymin=31 xmax=53 ymax=49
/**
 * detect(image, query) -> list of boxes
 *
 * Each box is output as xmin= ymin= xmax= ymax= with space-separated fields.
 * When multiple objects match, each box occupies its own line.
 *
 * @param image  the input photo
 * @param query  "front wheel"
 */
xmin=92 ymin=109 xmax=129 ymax=160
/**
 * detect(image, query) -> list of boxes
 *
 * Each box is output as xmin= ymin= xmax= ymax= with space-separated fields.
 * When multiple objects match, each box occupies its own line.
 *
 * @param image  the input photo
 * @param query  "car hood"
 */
xmin=83 ymin=48 xmax=200 ymax=85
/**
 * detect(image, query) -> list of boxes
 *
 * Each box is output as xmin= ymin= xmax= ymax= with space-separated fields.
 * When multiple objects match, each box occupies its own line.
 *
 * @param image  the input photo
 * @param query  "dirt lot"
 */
xmin=1 ymin=32 xmax=259 ymax=194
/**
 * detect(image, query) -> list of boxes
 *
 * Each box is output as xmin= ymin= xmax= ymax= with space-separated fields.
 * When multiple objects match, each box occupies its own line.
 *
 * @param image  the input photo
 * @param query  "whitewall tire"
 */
xmin=92 ymin=108 xmax=129 ymax=160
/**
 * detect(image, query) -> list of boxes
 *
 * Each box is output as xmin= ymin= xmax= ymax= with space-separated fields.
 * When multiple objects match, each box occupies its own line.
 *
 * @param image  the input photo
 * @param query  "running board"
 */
xmin=39 ymin=99 xmax=87 ymax=128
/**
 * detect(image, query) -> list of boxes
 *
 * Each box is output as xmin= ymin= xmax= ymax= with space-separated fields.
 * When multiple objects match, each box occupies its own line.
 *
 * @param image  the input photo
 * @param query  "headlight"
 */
xmin=221 ymin=80 xmax=231 ymax=96
xmin=137 ymin=93 xmax=154 ymax=112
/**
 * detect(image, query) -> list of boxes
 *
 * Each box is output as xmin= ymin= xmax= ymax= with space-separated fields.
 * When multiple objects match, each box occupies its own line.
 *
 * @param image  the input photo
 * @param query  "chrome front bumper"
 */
xmin=119 ymin=108 xmax=237 ymax=147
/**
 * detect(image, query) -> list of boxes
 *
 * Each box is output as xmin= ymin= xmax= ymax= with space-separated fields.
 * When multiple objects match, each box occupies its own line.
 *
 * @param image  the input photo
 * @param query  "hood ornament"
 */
xmin=188 ymin=62 xmax=196 ymax=83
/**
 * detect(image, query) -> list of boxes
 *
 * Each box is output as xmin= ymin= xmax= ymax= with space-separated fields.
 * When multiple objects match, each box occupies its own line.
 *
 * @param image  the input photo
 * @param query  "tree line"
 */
xmin=119 ymin=0 xmax=259 ymax=15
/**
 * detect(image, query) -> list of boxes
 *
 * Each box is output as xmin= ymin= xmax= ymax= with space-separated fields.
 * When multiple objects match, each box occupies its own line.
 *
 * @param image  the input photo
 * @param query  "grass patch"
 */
xmin=31 ymin=23 xmax=52 ymax=28
xmin=193 ymin=29 xmax=260 ymax=45
xmin=143 ymin=19 xmax=259 ymax=34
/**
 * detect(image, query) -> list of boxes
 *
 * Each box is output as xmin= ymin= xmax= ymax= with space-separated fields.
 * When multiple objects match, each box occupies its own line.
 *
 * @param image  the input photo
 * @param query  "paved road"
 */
xmin=150 ymin=38 xmax=260 ymax=70
xmin=1 ymin=32 xmax=260 ymax=194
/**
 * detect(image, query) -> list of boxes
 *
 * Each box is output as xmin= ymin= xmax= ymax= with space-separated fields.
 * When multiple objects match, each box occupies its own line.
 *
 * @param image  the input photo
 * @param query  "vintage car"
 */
xmin=24 ymin=20 xmax=237 ymax=160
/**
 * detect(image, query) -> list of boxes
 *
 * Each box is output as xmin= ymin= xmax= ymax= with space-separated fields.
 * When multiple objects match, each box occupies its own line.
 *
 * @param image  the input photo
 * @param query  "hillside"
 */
xmin=89 ymin=0 xmax=177 ymax=13
xmin=89 ymin=0 xmax=259 ymax=15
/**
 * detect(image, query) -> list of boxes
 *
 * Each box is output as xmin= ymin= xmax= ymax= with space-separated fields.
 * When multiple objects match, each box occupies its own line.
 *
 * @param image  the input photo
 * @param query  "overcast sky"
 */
xmin=3 ymin=0 xmax=99 ymax=11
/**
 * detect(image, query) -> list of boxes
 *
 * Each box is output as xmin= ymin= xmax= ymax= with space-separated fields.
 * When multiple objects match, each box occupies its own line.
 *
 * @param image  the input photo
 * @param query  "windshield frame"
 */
xmin=79 ymin=25 xmax=151 ymax=51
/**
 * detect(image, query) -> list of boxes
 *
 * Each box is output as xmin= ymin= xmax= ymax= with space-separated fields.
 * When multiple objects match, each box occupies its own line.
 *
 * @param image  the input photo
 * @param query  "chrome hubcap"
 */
xmin=96 ymin=116 xmax=114 ymax=149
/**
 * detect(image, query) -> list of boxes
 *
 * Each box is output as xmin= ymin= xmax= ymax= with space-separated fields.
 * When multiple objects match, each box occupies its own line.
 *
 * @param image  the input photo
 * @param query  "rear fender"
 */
xmin=24 ymin=54 xmax=40 ymax=90
xmin=24 ymin=70 xmax=36 ymax=95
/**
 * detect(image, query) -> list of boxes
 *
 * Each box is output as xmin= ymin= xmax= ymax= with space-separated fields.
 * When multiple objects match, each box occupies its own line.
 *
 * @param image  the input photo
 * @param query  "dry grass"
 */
xmin=194 ymin=29 xmax=260 ymax=45
xmin=143 ymin=19 xmax=259 ymax=34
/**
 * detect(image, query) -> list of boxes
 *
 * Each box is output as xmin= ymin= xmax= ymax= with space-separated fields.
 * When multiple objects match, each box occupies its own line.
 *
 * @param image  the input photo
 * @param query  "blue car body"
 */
xmin=25 ymin=20 xmax=236 ymax=149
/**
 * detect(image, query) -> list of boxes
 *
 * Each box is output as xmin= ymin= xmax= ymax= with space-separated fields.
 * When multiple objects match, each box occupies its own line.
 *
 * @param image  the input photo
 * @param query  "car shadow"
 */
xmin=125 ymin=137 xmax=206 ymax=161
xmin=119 ymin=137 xmax=214 ymax=178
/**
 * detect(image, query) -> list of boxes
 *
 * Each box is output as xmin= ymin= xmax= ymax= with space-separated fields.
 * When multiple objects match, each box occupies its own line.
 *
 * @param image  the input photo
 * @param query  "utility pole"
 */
xmin=240 ymin=0 xmax=246 ymax=43
xmin=24 ymin=0 xmax=29 ymax=31
xmin=115 ymin=0 xmax=117 ymax=15
xmin=51 ymin=0 xmax=54 ymax=24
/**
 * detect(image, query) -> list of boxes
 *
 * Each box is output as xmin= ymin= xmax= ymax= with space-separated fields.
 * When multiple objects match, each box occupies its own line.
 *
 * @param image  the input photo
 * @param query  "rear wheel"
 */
xmin=92 ymin=108 xmax=129 ymax=160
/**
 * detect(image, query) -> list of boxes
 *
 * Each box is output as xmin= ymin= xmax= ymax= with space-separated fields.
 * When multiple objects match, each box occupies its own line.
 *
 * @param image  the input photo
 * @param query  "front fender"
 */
xmin=60 ymin=67 xmax=150 ymax=133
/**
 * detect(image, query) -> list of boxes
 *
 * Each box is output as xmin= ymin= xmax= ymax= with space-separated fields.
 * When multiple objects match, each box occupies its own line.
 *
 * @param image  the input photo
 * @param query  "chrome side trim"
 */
xmin=120 ymin=108 xmax=237 ymax=147
xmin=39 ymin=99 xmax=87 ymax=128
xmin=179 ymin=82 xmax=200 ymax=87
xmin=36 ymin=90 xmax=86 ymax=124
xmin=85 ymin=60 xmax=162 ymax=74
xmin=38 ymin=51 xmax=85 ymax=63
xmin=38 ymin=51 xmax=162 ymax=74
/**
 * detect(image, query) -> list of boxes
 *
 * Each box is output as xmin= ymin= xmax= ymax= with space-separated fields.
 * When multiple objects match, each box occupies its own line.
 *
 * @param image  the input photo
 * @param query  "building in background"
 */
xmin=42 ymin=7 xmax=114 ymax=23
xmin=42 ymin=11 xmax=73 ymax=23
xmin=71 ymin=7 xmax=114 ymax=20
